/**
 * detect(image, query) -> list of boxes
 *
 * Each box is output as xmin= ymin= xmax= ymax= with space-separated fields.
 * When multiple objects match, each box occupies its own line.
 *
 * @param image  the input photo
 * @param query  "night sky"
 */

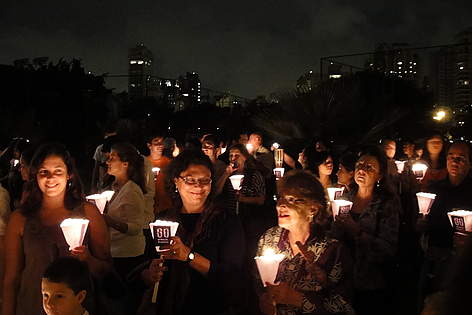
xmin=1 ymin=0 xmax=472 ymax=98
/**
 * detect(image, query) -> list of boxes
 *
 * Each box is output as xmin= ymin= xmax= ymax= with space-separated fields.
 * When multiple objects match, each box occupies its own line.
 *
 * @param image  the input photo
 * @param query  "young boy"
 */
xmin=41 ymin=257 xmax=92 ymax=315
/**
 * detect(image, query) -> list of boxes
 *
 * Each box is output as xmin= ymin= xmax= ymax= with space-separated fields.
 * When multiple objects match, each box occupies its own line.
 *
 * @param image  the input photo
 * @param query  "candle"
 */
xmin=246 ymin=143 xmax=254 ymax=153
xmin=447 ymin=210 xmax=472 ymax=232
xmin=331 ymin=200 xmax=353 ymax=220
xmin=60 ymin=218 xmax=89 ymax=250
xmin=416 ymin=192 xmax=436 ymax=215
xmin=327 ymin=187 xmax=344 ymax=202
xmin=149 ymin=220 xmax=180 ymax=252
xmin=394 ymin=160 xmax=406 ymax=174
xmin=152 ymin=167 xmax=161 ymax=181
xmin=229 ymin=175 xmax=244 ymax=191
xmin=412 ymin=162 xmax=428 ymax=180
xmin=86 ymin=190 xmax=114 ymax=214
xmin=272 ymin=142 xmax=280 ymax=149
xmin=255 ymin=248 xmax=285 ymax=286
xmin=273 ymin=168 xmax=285 ymax=180
xmin=149 ymin=219 xmax=180 ymax=303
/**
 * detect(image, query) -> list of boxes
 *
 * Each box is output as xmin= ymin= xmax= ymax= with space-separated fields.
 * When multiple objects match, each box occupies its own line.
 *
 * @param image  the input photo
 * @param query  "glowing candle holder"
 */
xmin=86 ymin=190 xmax=114 ymax=214
xmin=149 ymin=220 xmax=180 ymax=252
xmin=395 ymin=160 xmax=406 ymax=174
xmin=152 ymin=167 xmax=161 ymax=181
xmin=412 ymin=162 xmax=428 ymax=180
xmin=246 ymin=143 xmax=254 ymax=153
xmin=416 ymin=192 xmax=436 ymax=215
xmin=447 ymin=210 xmax=472 ymax=232
xmin=327 ymin=187 xmax=344 ymax=202
xmin=229 ymin=175 xmax=244 ymax=215
xmin=272 ymin=142 xmax=280 ymax=149
xmin=60 ymin=218 xmax=89 ymax=250
xmin=254 ymin=248 xmax=285 ymax=286
xmin=273 ymin=168 xmax=285 ymax=180
xmin=331 ymin=200 xmax=353 ymax=220
xmin=149 ymin=219 xmax=180 ymax=303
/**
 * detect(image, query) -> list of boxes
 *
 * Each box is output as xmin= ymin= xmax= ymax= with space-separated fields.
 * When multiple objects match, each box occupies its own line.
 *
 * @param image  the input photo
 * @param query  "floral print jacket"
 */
xmin=256 ymin=226 xmax=355 ymax=315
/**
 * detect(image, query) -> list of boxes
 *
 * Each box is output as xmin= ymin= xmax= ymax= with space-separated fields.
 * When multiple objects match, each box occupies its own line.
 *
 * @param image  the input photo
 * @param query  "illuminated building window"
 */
xmin=130 ymin=60 xmax=137 ymax=64
xmin=165 ymin=80 xmax=172 ymax=87
xmin=137 ymin=60 xmax=144 ymax=65
xmin=130 ymin=83 xmax=136 ymax=87
xmin=329 ymin=74 xmax=342 ymax=79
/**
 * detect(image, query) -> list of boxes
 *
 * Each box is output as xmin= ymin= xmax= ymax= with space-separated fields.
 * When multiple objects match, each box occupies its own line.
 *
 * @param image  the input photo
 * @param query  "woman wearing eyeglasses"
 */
xmin=139 ymin=149 xmax=245 ymax=315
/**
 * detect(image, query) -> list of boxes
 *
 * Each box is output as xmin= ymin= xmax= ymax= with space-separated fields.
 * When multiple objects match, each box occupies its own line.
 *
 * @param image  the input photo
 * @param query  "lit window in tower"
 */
xmin=130 ymin=60 xmax=137 ymax=64
xmin=137 ymin=60 xmax=144 ymax=65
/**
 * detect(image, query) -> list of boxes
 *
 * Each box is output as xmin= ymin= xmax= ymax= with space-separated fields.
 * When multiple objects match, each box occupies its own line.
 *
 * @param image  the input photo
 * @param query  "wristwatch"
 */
xmin=186 ymin=251 xmax=195 ymax=263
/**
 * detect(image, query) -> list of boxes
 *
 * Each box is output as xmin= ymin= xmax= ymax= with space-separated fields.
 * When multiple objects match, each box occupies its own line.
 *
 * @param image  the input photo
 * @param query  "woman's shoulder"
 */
xmin=5 ymin=209 xmax=26 ymax=235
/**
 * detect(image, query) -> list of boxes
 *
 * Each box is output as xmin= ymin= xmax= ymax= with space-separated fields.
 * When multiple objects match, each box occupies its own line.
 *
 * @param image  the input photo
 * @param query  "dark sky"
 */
xmin=1 ymin=0 xmax=471 ymax=97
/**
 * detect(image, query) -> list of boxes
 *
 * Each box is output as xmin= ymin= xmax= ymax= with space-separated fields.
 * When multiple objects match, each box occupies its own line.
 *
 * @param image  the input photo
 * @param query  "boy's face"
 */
xmin=42 ymin=279 xmax=86 ymax=315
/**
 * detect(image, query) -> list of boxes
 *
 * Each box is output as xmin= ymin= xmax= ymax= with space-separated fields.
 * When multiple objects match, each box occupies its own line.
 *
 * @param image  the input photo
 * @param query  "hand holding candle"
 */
xmin=149 ymin=219 xmax=179 ymax=303
xmin=331 ymin=200 xmax=353 ymax=220
xmin=412 ymin=162 xmax=428 ymax=180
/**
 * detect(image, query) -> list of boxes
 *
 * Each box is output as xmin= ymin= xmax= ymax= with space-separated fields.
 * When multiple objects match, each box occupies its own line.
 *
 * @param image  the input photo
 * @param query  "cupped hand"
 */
xmin=160 ymin=236 xmax=190 ymax=261
xmin=266 ymin=282 xmax=300 ymax=306
xmin=70 ymin=245 xmax=91 ymax=262
xmin=142 ymin=259 xmax=167 ymax=285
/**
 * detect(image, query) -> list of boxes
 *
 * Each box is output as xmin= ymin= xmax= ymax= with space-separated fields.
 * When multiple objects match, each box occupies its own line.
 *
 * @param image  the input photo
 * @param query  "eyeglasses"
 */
xmin=179 ymin=176 xmax=212 ymax=186
xmin=277 ymin=195 xmax=307 ymax=204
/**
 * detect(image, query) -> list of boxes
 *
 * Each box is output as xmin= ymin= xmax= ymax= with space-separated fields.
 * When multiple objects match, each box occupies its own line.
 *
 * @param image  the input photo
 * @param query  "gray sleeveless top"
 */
xmin=16 ymin=208 xmax=86 ymax=315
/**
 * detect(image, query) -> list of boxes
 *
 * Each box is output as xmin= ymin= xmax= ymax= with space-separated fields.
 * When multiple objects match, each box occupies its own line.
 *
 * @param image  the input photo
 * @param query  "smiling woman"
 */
xmin=139 ymin=149 xmax=245 ymax=314
xmin=2 ymin=143 xmax=111 ymax=315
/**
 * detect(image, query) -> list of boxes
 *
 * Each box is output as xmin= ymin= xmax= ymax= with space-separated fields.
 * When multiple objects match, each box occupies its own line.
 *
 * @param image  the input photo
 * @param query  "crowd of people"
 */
xmin=0 ymin=127 xmax=471 ymax=315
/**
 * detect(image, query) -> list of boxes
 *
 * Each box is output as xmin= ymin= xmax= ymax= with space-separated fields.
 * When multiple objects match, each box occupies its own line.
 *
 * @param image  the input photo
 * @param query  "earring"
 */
xmin=67 ymin=180 xmax=72 ymax=189
xmin=175 ymin=187 xmax=178 ymax=193
xmin=376 ymin=180 xmax=380 ymax=188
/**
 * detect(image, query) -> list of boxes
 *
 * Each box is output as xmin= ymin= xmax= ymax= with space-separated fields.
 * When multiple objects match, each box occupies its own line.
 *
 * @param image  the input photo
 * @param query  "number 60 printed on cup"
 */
xmin=149 ymin=220 xmax=180 ymax=252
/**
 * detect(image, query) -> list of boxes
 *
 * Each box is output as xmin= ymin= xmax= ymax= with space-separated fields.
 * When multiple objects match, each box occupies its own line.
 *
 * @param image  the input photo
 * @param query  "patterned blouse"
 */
xmin=256 ymin=226 xmax=355 ymax=315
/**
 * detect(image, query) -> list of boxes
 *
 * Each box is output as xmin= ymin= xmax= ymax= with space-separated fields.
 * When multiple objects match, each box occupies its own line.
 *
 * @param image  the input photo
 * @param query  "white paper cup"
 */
xmin=447 ymin=210 xmax=472 ymax=232
xmin=416 ymin=192 xmax=436 ymax=215
xmin=149 ymin=220 xmax=179 ymax=252
xmin=60 ymin=218 xmax=89 ymax=250
xmin=255 ymin=252 xmax=285 ymax=286
xmin=332 ymin=200 xmax=353 ymax=219
xmin=412 ymin=163 xmax=428 ymax=180
xmin=229 ymin=175 xmax=244 ymax=191
xmin=327 ymin=187 xmax=344 ymax=201
xmin=273 ymin=168 xmax=285 ymax=180
xmin=395 ymin=161 xmax=406 ymax=174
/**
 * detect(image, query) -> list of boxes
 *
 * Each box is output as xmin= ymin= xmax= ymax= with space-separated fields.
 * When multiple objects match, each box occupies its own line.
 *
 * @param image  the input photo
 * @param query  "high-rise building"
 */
xmin=430 ymin=27 xmax=472 ymax=122
xmin=178 ymin=72 xmax=201 ymax=108
xmin=128 ymin=43 xmax=153 ymax=98
xmin=296 ymin=70 xmax=320 ymax=93
xmin=367 ymin=43 xmax=419 ymax=82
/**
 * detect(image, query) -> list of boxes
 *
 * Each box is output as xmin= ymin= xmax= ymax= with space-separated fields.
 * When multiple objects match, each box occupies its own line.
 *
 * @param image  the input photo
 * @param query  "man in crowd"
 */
xmin=247 ymin=132 xmax=274 ymax=174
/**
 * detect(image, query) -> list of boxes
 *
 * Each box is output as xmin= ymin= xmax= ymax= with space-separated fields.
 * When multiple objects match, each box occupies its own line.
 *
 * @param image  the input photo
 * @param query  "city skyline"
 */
xmin=1 ymin=1 xmax=472 ymax=97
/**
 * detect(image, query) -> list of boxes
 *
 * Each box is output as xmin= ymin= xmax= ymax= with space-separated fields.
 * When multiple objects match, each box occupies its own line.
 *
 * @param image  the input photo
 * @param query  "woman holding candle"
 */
xmin=256 ymin=170 xmax=354 ymax=315
xmin=333 ymin=146 xmax=400 ymax=315
xmin=140 ymin=149 xmax=245 ymax=315
xmin=2 ymin=143 xmax=111 ymax=315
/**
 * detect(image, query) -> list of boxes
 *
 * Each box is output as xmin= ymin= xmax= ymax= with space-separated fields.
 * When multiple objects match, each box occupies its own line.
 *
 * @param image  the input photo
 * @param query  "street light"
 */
xmin=433 ymin=110 xmax=446 ymax=121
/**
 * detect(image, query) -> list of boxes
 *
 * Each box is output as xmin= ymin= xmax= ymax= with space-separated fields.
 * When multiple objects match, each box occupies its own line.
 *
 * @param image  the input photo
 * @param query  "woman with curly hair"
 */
xmin=257 ymin=170 xmax=354 ymax=315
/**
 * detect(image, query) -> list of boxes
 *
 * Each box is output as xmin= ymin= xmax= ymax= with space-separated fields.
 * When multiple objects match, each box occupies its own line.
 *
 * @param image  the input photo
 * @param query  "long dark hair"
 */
xmin=111 ymin=142 xmax=146 ymax=194
xmin=21 ymin=143 xmax=84 ymax=216
xmin=422 ymin=133 xmax=447 ymax=169
xmin=165 ymin=149 xmax=218 ymax=247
